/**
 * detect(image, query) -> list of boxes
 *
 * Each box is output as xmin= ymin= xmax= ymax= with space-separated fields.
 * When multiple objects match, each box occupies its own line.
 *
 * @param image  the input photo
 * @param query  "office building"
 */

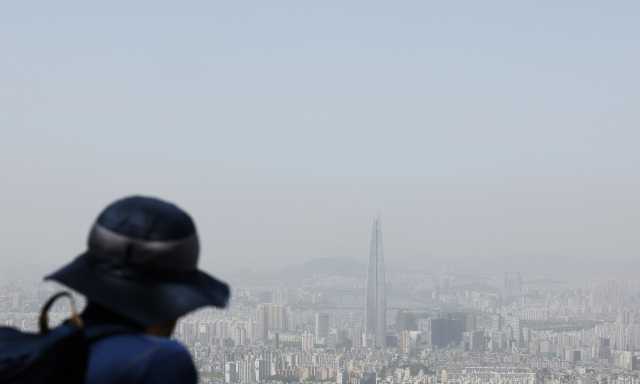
xmin=465 ymin=314 xmax=476 ymax=332
xmin=469 ymin=329 xmax=484 ymax=350
xmin=315 ymin=313 xmax=329 ymax=341
xmin=396 ymin=309 xmax=416 ymax=334
xmin=450 ymin=312 xmax=475 ymax=332
xmin=431 ymin=318 xmax=463 ymax=348
xmin=365 ymin=213 xmax=387 ymax=349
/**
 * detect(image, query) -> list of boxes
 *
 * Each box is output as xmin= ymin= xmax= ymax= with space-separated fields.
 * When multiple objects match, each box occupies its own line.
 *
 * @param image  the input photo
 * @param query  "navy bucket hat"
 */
xmin=46 ymin=196 xmax=229 ymax=325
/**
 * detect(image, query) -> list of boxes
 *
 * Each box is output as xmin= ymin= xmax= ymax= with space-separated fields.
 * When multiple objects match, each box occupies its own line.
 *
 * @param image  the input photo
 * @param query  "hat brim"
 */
xmin=46 ymin=252 xmax=229 ymax=325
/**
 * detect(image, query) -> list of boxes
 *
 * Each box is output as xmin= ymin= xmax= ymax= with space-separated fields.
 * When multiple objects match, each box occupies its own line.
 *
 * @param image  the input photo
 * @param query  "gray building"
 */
xmin=225 ymin=362 xmax=237 ymax=383
xmin=365 ymin=213 xmax=387 ymax=349
xmin=315 ymin=312 xmax=329 ymax=341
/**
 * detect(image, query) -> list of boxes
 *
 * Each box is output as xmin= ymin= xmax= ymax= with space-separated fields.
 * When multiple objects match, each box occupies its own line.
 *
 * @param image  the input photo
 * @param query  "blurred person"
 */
xmin=46 ymin=196 xmax=229 ymax=383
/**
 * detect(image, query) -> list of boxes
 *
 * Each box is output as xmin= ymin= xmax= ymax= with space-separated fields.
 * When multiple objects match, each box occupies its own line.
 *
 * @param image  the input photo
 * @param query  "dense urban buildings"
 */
xmin=5 ymin=267 xmax=640 ymax=384
xmin=3 ymin=240 xmax=640 ymax=384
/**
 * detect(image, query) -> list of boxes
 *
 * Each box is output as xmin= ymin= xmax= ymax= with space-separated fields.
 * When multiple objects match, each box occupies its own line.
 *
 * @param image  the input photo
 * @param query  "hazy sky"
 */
xmin=1 ymin=2 xmax=639 ymax=275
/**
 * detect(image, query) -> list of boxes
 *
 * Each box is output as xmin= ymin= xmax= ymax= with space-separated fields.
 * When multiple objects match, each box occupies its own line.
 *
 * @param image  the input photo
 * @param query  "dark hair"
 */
xmin=81 ymin=301 xmax=145 ymax=330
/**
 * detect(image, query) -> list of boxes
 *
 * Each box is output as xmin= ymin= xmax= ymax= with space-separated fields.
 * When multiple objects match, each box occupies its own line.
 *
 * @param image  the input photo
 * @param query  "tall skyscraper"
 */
xmin=365 ymin=213 xmax=387 ymax=349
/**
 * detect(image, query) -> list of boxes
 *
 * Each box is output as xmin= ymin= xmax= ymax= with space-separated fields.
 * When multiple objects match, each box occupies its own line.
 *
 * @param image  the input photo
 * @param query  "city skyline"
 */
xmin=4 ymin=256 xmax=640 ymax=384
xmin=1 ymin=2 xmax=640 ymax=383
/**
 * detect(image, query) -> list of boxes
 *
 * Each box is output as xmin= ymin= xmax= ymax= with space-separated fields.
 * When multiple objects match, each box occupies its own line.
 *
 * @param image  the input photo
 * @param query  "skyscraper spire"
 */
xmin=365 ymin=212 xmax=386 ymax=349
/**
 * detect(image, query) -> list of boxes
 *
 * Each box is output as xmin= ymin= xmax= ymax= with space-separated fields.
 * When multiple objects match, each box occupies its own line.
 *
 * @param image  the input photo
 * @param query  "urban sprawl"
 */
xmin=2 ymin=217 xmax=639 ymax=384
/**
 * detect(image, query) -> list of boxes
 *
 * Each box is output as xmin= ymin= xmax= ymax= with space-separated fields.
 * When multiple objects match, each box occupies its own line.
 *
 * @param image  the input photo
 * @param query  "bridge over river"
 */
xmin=299 ymin=288 xmax=482 ymax=314
xmin=309 ymin=288 xmax=430 ymax=301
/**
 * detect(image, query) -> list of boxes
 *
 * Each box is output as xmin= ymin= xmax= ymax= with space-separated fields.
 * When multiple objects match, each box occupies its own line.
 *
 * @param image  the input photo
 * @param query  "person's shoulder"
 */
xmin=95 ymin=333 xmax=191 ymax=361
xmin=139 ymin=336 xmax=197 ymax=383
xmin=146 ymin=335 xmax=192 ymax=357
xmin=95 ymin=332 xmax=183 ymax=348
xmin=88 ymin=334 xmax=196 ymax=384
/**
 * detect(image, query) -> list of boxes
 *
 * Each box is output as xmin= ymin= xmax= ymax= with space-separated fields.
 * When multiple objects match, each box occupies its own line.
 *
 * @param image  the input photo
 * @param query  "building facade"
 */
xmin=365 ymin=213 xmax=387 ymax=349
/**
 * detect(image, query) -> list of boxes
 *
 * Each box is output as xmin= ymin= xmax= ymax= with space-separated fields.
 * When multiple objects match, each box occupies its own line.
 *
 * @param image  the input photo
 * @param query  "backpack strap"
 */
xmin=1 ymin=293 xmax=140 ymax=384
xmin=39 ymin=291 xmax=83 ymax=335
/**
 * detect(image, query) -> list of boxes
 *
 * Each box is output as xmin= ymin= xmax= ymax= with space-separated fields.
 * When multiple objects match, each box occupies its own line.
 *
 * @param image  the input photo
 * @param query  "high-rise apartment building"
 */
xmin=365 ymin=213 xmax=387 ymax=349
xmin=516 ymin=272 xmax=522 ymax=292
xmin=302 ymin=331 xmax=314 ymax=350
xmin=352 ymin=328 xmax=363 ymax=348
xmin=254 ymin=360 xmax=266 ymax=381
xmin=503 ymin=272 xmax=508 ymax=290
xmin=247 ymin=322 xmax=261 ymax=340
xmin=268 ymin=304 xmax=287 ymax=331
xmin=491 ymin=314 xmax=502 ymax=333
xmin=225 ymin=362 xmax=237 ymax=383
xmin=255 ymin=304 xmax=269 ymax=339
xmin=233 ymin=327 xmax=247 ymax=346
xmin=217 ymin=321 xmax=230 ymax=340
xmin=511 ymin=316 xmax=520 ymax=345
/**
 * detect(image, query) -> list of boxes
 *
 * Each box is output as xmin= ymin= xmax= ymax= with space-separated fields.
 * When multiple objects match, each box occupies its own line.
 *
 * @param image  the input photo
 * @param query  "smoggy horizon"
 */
xmin=1 ymin=2 xmax=639 ymax=276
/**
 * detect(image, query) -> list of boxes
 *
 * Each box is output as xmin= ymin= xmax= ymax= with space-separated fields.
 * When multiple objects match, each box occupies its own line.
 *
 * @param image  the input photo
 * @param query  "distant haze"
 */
xmin=1 ymin=2 xmax=639 ymax=277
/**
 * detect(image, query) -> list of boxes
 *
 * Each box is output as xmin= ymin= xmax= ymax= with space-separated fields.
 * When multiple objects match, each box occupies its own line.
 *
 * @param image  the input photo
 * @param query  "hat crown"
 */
xmin=89 ymin=196 xmax=199 ymax=271
xmin=97 ymin=196 xmax=195 ymax=240
xmin=46 ymin=195 xmax=228 ymax=326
